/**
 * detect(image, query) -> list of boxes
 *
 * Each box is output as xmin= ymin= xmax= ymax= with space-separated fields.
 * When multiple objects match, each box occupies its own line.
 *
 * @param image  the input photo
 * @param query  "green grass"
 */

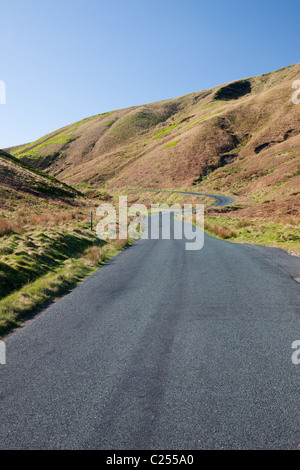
xmin=13 ymin=130 xmax=75 ymax=158
xmin=11 ymin=114 xmax=106 ymax=158
xmin=162 ymin=139 xmax=181 ymax=149
xmin=0 ymin=228 xmax=132 ymax=337
xmin=0 ymin=228 xmax=97 ymax=301
xmin=184 ymin=110 xmax=222 ymax=129
xmin=0 ymin=258 xmax=95 ymax=336
xmin=107 ymin=109 xmax=176 ymax=145
xmin=155 ymin=122 xmax=180 ymax=137
xmin=200 ymin=216 xmax=300 ymax=252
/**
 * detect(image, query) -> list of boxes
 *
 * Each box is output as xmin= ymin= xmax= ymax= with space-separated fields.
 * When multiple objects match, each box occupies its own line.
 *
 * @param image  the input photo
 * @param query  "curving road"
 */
xmin=165 ymin=190 xmax=235 ymax=207
xmin=128 ymin=188 xmax=235 ymax=207
xmin=0 ymin=213 xmax=300 ymax=449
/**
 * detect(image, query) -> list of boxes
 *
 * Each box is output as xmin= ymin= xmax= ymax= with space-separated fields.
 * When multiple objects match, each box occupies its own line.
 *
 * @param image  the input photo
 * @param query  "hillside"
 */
xmin=0 ymin=149 xmax=83 ymax=200
xmin=5 ymin=63 xmax=300 ymax=217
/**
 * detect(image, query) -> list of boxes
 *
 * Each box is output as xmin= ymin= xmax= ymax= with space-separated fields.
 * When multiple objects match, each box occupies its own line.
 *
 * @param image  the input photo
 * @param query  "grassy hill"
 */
xmin=6 ymin=62 xmax=300 ymax=219
xmin=0 ymin=149 xmax=82 ymax=200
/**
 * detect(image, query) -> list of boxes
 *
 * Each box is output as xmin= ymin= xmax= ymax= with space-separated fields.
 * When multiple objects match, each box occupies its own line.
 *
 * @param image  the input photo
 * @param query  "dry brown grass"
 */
xmin=235 ymin=219 xmax=252 ymax=228
xmin=205 ymin=221 xmax=237 ymax=239
xmin=113 ymin=238 xmax=129 ymax=250
xmin=274 ymin=216 xmax=299 ymax=226
xmin=81 ymin=236 xmax=130 ymax=267
xmin=0 ymin=217 xmax=23 ymax=236
xmin=27 ymin=211 xmax=87 ymax=228
xmin=83 ymin=246 xmax=106 ymax=265
xmin=84 ymin=189 xmax=112 ymax=201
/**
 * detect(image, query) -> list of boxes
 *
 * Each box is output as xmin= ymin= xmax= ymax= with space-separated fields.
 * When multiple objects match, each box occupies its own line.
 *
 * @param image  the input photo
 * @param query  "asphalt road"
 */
xmin=167 ymin=191 xmax=235 ymax=207
xmin=0 ymin=215 xmax=300 ymax=450
xmin=129 ymin=188 xmax=235 ymax=207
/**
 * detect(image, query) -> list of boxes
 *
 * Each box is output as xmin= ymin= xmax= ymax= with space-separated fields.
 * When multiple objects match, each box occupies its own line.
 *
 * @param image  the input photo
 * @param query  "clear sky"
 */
xmin=0 ymin=0 xmax=299 ymax=148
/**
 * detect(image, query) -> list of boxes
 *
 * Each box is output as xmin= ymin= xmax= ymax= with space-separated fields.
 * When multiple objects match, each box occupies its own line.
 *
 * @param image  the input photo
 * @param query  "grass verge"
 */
xmin=0 ymin=233 xmax=131 ymax=338
xmin=200 ymin=215 xmax=300 ymax=254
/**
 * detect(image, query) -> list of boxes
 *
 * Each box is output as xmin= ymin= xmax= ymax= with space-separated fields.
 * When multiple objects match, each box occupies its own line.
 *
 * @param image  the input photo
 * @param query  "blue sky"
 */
xmin=0 ymin=0 xmax=299 ymax=148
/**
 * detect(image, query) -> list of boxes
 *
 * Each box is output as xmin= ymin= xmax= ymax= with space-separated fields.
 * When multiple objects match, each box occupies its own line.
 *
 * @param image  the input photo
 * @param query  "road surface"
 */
xmin=128 ymin=188 xmax=235 ymax=207
xmin=0 ymin=215 xmax=300 ymax=449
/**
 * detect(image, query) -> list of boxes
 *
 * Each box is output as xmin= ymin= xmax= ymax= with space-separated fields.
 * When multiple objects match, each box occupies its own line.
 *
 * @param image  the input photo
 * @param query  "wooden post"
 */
xmin=91 ymin=211 xmax=93 ymax=231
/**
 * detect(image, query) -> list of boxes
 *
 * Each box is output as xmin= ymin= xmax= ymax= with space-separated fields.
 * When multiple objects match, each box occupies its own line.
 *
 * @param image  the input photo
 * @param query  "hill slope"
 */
xmin=0 ymin=149 xmax=82 ymax=200
xmin=6 ymin=63 xmax=300 ymax=217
